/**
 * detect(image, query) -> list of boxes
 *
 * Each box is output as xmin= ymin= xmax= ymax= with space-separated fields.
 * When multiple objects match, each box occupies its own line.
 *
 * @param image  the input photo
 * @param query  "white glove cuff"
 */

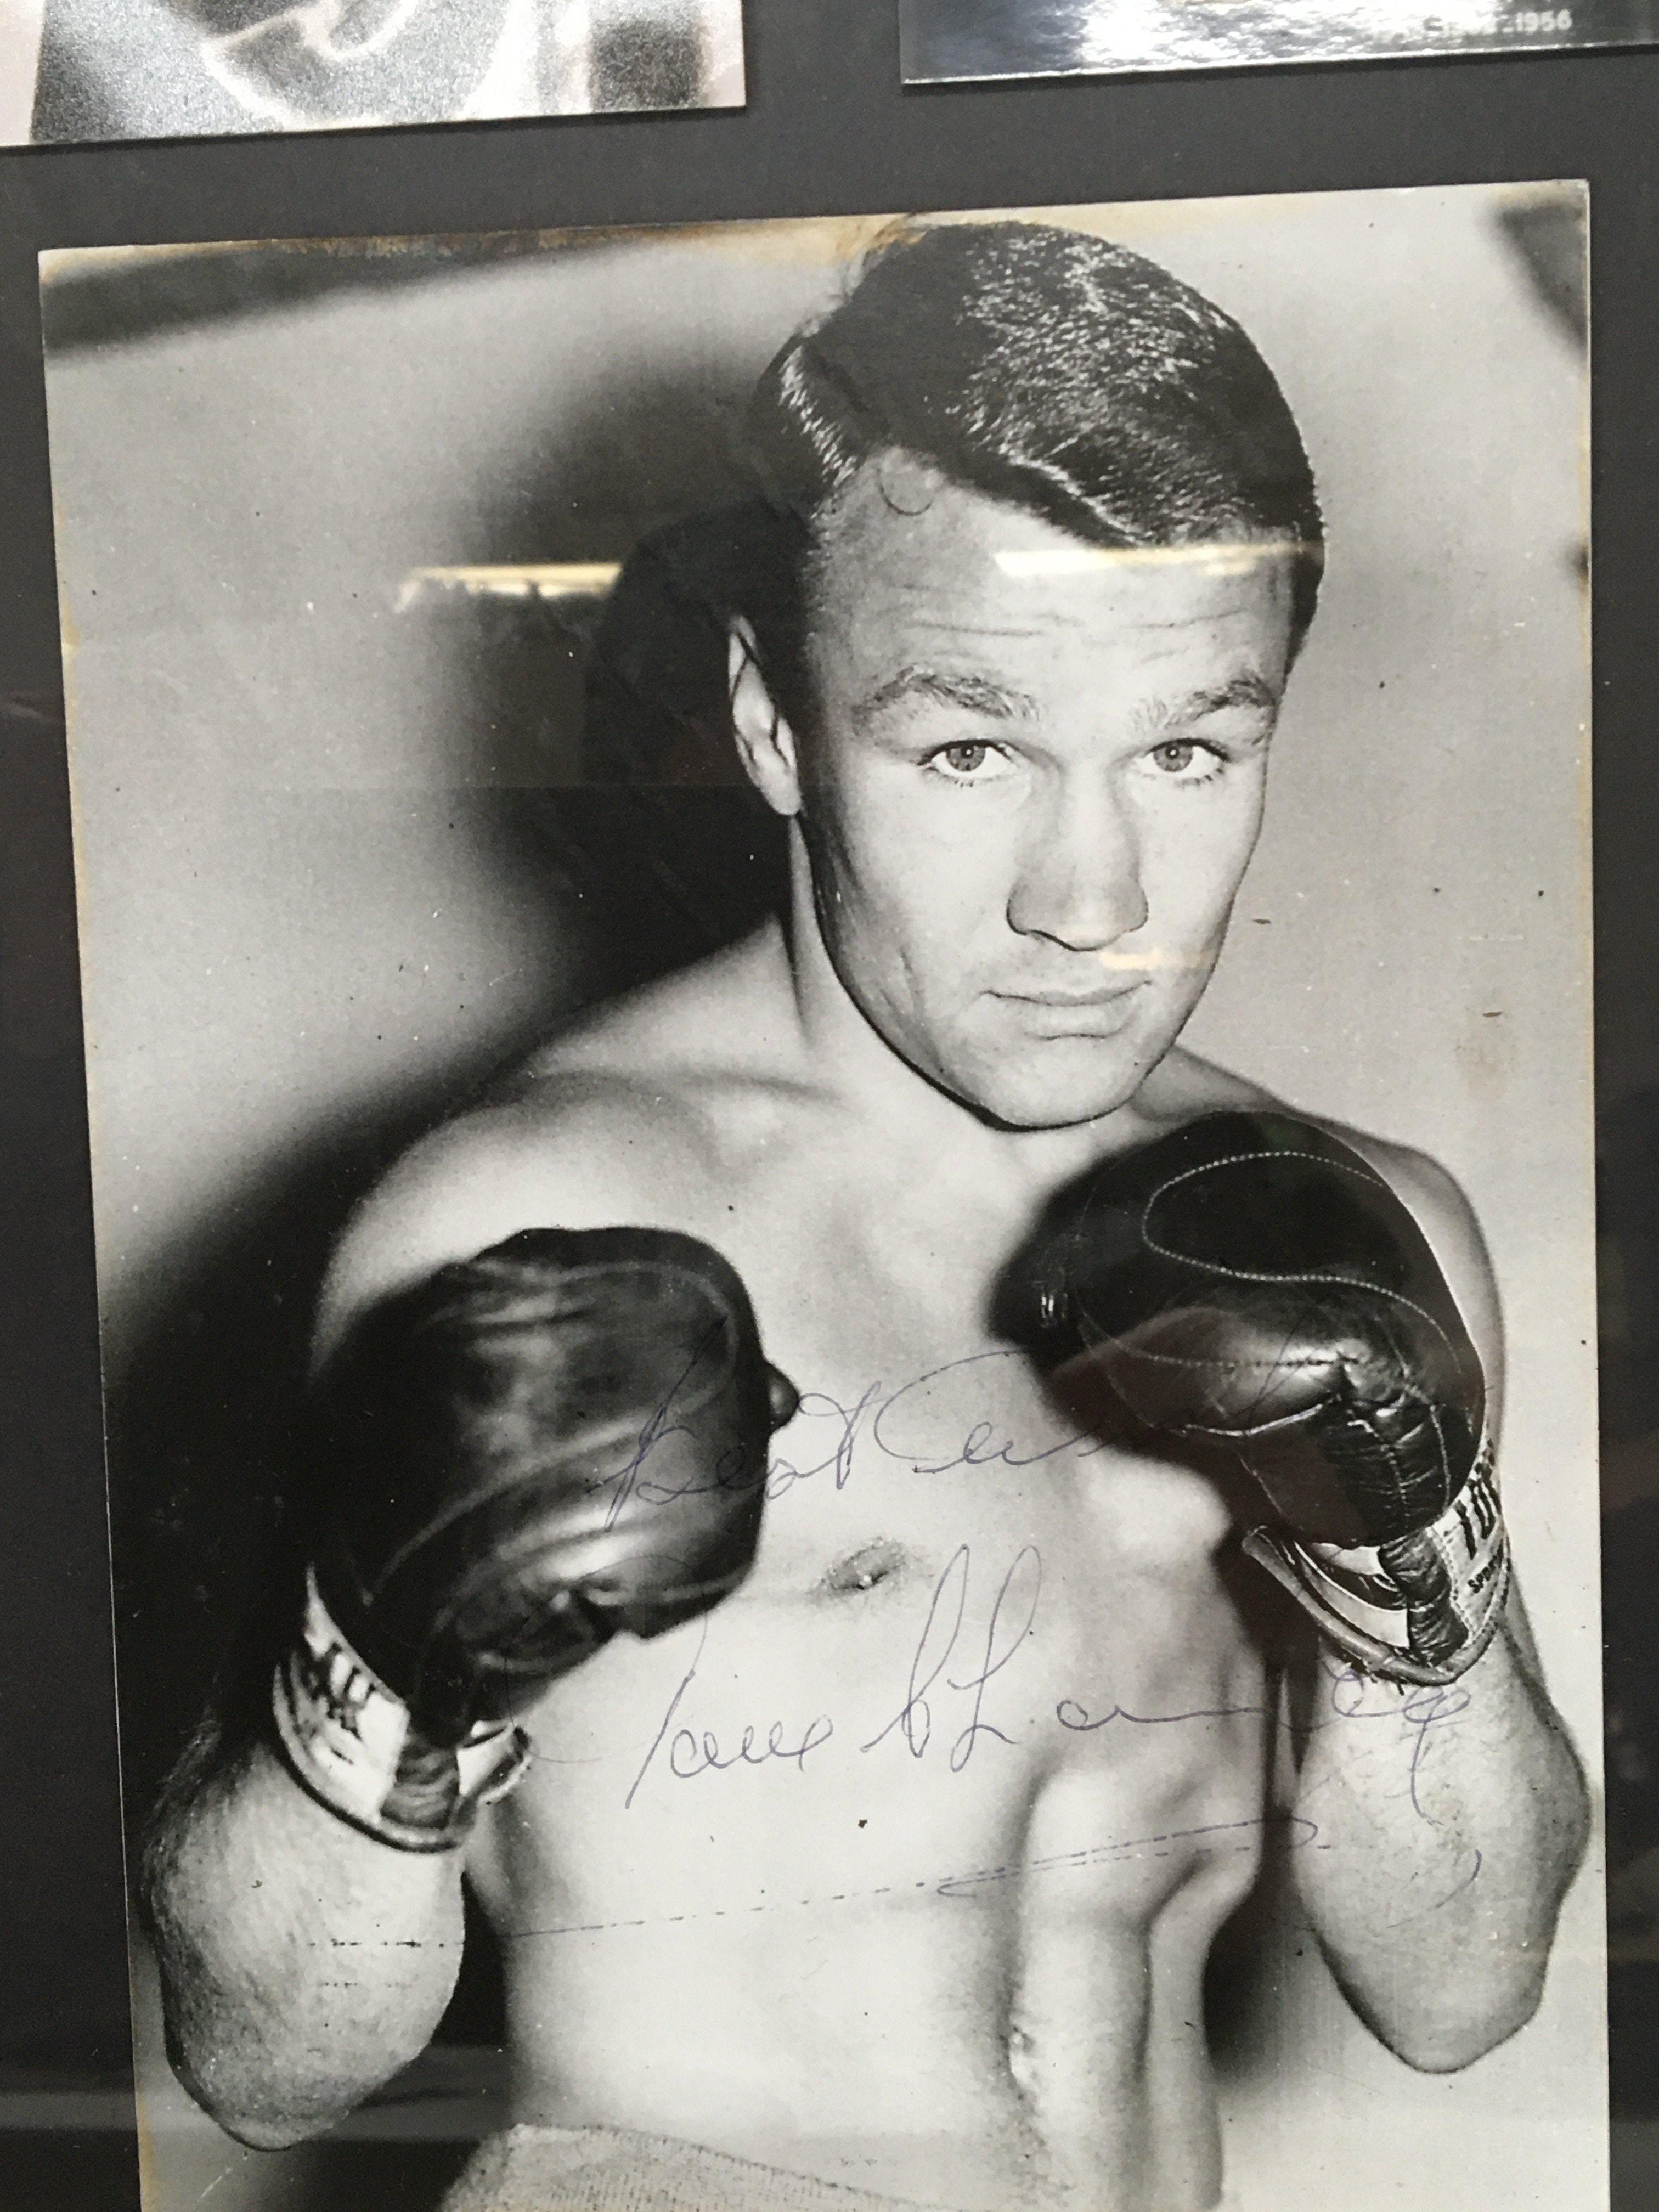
xmin=272 ymin=1566 xmax=530 ymax=1852
xmin=1244 ymin=1440 xmax=1509 ymax=1688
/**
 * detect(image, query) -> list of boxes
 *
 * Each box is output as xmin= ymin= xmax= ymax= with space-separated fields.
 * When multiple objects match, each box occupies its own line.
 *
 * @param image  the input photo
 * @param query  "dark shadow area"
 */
xmin=1600 ymin=1089 xmax=1659 ymax=2123
xmin=1498 ymin=188 xmax=1591 ymax=348
xmin=470 ymin=361 xmax=793 ymax=996
xmin=0 ymin=2131 xmax=144 ymax=2212
xmin=521 ymin=514 xmax=789 ymax=997
xmin=0 ymin=695 xmax=134 ymax=2104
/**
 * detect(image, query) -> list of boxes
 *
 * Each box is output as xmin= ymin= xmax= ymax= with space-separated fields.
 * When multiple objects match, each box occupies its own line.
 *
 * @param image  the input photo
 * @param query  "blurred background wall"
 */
xmin=41 ymin=185 xmax=1601 ymax=2211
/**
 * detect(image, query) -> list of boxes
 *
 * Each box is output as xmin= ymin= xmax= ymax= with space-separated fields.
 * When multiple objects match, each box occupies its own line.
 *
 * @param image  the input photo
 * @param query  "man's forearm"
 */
xmin=1288 ymin=1604 xmax=1589 ymax=2073
xmin=143 ymin=1733 xmax=466 ymax=2147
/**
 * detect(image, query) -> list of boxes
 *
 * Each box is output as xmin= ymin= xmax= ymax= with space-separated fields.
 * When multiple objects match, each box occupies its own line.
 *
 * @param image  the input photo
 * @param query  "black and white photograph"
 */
xmin=0 ymin=0 xmax=743 ymax=146
xmin=42 ymin=187 xmax=1603 ymax=2212
xmin=899 ymin=2 xmax=1659 ymax=86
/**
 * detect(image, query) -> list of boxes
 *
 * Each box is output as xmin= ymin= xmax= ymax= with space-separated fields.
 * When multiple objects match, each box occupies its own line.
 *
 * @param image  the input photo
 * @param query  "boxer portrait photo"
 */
xmin=40 ymin=188 xmax=1604 ymax=2211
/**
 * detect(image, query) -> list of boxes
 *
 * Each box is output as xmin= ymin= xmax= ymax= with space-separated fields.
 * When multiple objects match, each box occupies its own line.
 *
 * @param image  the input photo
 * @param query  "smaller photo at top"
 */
xmin=0 ymin=0 xmax=744 ymax=148
xmin=899 ymin=0 xmax=1659 ymax=84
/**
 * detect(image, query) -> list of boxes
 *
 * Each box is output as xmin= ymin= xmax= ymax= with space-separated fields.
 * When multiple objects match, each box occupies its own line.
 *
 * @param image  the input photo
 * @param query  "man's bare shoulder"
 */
xmin=1147 ymin=1052 xmax=1480 ymax=1220
xmin=511 ymin=925 xmax=798 ymax=1096
xmin=313 ymin=1081 xmax=696 ymax=1362
xmin=1133 ymin=1046 xmax=1280 ymax=1126
xmin=317 ymin=934 xmax=806 ymax=1362
xmin=1317 ymin=1115 xmax=1502 ymax=1396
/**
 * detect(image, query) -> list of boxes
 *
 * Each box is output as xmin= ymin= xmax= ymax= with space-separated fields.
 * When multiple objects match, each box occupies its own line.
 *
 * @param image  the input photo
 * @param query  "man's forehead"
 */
xmin=809 ymin=458 xmax=1296 ymax=634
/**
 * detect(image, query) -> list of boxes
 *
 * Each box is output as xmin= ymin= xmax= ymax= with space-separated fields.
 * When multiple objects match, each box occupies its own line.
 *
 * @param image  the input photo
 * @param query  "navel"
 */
xmin=815 ymin=1537 xmax=913 ymax=1600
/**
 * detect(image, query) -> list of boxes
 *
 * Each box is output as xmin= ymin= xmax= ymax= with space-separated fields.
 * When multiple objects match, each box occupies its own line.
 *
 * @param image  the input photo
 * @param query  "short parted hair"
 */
xmin=735 ymin=217 xmax=1324 ymax=730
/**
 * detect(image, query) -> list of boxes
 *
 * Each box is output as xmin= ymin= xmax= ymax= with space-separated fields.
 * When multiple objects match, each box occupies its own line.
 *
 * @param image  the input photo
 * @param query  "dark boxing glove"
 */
xmin=999 ymin=1111 xmax=1508 ymax=1686
xmin=274 ymin=1226 xmax=798 ymax=1849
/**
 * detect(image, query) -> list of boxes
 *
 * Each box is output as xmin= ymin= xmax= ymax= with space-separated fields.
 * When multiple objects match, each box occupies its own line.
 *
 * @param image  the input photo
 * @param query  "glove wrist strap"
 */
xmin=272 ymin=1567 xmax=530 ymax=1853
xmin=1244 ymin=1440 xmax=1509 ymax=1687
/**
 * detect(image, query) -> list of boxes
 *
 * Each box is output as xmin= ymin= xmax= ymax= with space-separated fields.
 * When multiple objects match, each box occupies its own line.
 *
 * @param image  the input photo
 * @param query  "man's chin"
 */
xmin=943 ymin=1033 xmax=1170 ymax=1132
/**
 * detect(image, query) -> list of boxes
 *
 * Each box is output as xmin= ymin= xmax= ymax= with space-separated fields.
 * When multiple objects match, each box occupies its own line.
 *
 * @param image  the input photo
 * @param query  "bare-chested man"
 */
xmin=142 ymin=220 xmax=1589 ymax=2212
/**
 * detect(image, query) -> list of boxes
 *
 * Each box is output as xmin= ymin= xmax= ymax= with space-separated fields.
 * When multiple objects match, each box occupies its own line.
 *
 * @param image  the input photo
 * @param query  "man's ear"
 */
xmin=728 ymin=622 xmax=803 ymax=818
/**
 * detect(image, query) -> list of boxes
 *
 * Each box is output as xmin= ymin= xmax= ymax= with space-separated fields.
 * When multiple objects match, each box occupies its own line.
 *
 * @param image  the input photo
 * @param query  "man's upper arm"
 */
xmin=314 ymin=1116 xmax=521 ymax=1368
xmin=313 ymin=1081 xmax=705 ymax=1368
xmin=1334 ymin=1127 xmax=1506 ymax=1442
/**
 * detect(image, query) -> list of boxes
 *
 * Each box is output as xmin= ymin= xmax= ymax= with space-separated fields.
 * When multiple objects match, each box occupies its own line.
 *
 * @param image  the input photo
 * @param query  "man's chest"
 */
xmin=506 ymin=1365 xmax=1268 ymax=1949
xmin=657 ymin=1160 xmax=1245 ymax=1684
xmin=491 ymin=1150 xmax=1267 ymax=1868
xmin=680 ymin=1186 xmax=1255 ymax=1773
xmin=488 ymin=1221 xmax=1272 ymax=1952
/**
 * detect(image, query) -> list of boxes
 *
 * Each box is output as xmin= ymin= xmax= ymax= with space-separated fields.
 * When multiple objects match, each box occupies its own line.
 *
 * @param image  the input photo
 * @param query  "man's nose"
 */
xmin=1006 ymin=777 xmax=1149 ymax=951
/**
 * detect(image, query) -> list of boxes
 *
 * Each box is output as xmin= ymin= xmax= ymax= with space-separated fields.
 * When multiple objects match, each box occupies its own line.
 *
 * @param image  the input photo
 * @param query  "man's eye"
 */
xmin=1148 ymin=740 xmax=1223 ymax=782
xmin=928 ymin=742 xmax=1006 ymax=782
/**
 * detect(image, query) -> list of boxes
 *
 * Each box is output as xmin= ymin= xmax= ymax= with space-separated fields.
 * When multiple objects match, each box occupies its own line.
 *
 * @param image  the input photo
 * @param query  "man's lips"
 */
xmin=995 ymin=979 xmax=1147 ymax=1010
xmin=989 ymin=980 xmax=1149 ymax=1037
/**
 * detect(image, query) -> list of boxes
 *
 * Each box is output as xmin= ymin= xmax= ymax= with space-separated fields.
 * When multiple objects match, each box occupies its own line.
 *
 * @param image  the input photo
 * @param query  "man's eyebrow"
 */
xmin=854 ymin=666 xmax=1041 ymax=726
xmin=1146 ymin=671 xmax=1282 ymax=725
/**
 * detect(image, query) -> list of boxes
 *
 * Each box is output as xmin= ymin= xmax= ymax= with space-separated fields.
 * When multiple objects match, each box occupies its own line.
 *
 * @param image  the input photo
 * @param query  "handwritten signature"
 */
xmin=626 ymin=1543 xmax=1288 ymax=1811
xmin=603 ymin=1319 xmax=765 ymax=1528
xmin=860 ymin=1543 xmax=1042 ymax=1771
xmin=625 ymin=1545 xmax=1474 ymax=1829
xmin=627 ymin=1615 xmax=836 ymax=1808
xmin=610 ymin=1353 xmax=1475 ymax=1841
xmin=601 ymin=1342 xmax=1087 ymax=1537
xmin=768 ymin=1351 xmax=1097 ymax=1500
